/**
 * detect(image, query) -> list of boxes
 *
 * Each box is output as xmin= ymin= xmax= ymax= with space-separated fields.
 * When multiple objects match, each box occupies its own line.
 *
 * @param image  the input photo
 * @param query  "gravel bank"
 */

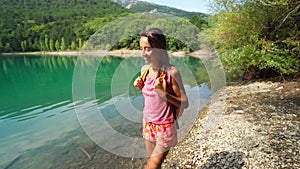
xmin=162 ymin=80 xmax=300 ymax=169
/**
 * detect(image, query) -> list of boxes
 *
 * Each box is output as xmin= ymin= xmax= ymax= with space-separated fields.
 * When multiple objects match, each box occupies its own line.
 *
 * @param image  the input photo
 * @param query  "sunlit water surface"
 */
xmin=0 ymin=54 xmax=212 ymax=169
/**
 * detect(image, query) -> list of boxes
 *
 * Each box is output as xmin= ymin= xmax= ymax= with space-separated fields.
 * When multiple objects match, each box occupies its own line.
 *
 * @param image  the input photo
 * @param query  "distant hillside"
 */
xmin=0 ymin=0 xmax=208 ymax=53
xmin=0 ymin=0 xmax=131 ymax=52
xmin=113 ymin=0 xmax=207 ymax=19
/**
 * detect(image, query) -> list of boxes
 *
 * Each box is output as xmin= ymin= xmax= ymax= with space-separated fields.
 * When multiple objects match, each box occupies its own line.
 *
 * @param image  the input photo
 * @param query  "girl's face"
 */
xmin=140 ymin=36 xmax=156 ymax=64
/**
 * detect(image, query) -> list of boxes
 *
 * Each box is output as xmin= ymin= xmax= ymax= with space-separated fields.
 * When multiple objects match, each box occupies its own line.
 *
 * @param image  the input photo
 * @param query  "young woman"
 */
xmin=134 ymin=28 xmax=189 ymax=169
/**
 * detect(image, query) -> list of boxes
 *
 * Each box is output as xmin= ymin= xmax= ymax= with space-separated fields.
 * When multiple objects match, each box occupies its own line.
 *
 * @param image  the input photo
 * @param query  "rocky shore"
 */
xmin=162 ymin=80 xmax=300 ymax=169
xmin=0 ymin=49 xmax=205 ymax=58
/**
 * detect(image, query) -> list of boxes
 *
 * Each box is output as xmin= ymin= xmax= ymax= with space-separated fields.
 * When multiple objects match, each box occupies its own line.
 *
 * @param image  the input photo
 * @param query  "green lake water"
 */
xmin=0 ymin=54 xmax=212 ymax=169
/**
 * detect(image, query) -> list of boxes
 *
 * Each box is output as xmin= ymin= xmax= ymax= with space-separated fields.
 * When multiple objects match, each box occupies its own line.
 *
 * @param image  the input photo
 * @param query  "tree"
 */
xmin=60 ymin=37 xmax=66 ymax=51
xmin=21 ymin=40 xmax=27 ymax=52
xmin=45 ymin=34 xmax=49 ymax=51
xmin=71 ymin=40 xmax=76 ymax=50
xmin=0 ymin=0 xmax=131 ymax=52
xmin=190 ymin=15 xmax=208 ymax=31
xmin=55 ymin=39 xmax=60 ymax=51
xmin=78 ymin=38 xmax=82 ymax=50
xmin=206 ymin=0 xmax=300 ymax=79
xmin=39 ymin=35 xmax=45 ymax=51
xmin=49 ymin=38 xmax=54 ymax=51
xmin=0 ymin=38 xmax=3 ymax=52
xmin=4 ymin=43 xmax=12 ymax=52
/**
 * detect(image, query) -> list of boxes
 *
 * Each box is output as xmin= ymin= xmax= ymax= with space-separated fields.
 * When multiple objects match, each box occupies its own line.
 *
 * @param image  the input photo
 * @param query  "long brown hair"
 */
xmin=140 ymin=28 xmax=167 ymax=50
xmin=140 ymin=28 xmax=169 ymax=67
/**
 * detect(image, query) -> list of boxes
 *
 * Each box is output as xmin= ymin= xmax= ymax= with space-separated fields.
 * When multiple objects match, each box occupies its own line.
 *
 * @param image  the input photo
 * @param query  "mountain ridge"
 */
xmin=0 ymin=0 xmax=207 ymax=52
xmin=113 ymin=0 xmax=207 ymax=19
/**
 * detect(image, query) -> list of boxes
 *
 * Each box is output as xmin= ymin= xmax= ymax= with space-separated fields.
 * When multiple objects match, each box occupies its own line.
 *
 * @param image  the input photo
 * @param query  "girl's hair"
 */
xmin=140 ymin=28 xmax=167 ymax=50
xmin=140 ymin=28 xmax=170 ymax=66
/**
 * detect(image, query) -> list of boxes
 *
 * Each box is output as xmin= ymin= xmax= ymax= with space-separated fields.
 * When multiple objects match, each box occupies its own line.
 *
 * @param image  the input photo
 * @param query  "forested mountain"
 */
xmin=0 ymin=0 xmax=131 ymax=52
xmin=0 ymin=0 xmax=207 ymax=53
xmin=113 ymin=0 xmax=207 ymax=19
xmin=85 ymin=14 xmax=202 ymax=52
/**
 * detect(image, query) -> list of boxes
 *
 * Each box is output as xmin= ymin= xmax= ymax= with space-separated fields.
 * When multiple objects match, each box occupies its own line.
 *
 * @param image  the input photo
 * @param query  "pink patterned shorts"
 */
xmin=142 ymin=120 xmax=178 ymax=148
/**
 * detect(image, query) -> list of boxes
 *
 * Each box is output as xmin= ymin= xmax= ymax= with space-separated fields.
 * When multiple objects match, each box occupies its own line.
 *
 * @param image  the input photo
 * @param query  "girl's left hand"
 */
xmin=154 ymin=77 xmax=166 ymax=99
xmin=133 ymin=77 xmax=144 ymax=90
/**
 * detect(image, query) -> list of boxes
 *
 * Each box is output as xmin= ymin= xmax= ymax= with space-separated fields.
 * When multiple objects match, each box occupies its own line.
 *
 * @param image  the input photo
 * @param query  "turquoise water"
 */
xmin=0 ymin=54 xmax=211 ymax=169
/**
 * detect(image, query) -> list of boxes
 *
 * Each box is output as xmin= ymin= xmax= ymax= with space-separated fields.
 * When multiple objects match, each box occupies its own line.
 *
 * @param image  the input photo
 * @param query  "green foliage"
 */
xmin=60 ymin=37 xmax=66 ymax=51
xmin=0 ymin=38 xmax=3 ymax=51
xmin=21 ymin=40 xmax=27 ymax=52
xmin=44 ymin=34 xmax=49 ymax=51
xmin=71 ymin=41 xmax=76 ymax=51
xmin=0 ymin=0 xmax=207 ymax=53
xmin=113 ymin=34 xmax=141 ymax=50
xmin=49 ymin=38 xmax=54 ymax=51
xmin=0 ymin=0 xmax=131 ymax=52
xmin=207 ymin=0 xmax=300 ymax=79
xmin=190 ymin=16 xmax=208 ymax=31
xmin=86 ymin=14 xmax=201 ymax=52
xmin=55 ymin=40 xmax=60 ymax=51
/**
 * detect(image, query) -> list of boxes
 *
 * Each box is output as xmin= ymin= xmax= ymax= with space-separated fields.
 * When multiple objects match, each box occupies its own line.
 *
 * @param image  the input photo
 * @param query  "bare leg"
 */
xmin=145 ymin=142 xmax=169 ymax=169
xmin=145 ymin=140 xmax=156 ymax=157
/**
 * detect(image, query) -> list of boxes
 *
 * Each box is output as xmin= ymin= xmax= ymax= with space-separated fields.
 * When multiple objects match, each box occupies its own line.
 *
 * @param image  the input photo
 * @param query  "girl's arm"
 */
xmin=154 ymin=67 xmax=189 ymax=109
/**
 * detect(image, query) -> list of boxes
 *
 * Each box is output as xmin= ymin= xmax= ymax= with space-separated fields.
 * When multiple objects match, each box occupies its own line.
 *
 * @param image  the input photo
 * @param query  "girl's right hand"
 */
xmin=134 ymin=77 xmax=144 ymax=90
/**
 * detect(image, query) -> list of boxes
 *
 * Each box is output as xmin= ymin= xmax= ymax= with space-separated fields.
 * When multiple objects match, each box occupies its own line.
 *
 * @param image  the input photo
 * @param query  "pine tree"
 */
xmin=71 ymin=40 xmax=76 ymax=50
xmin=39 ymin=36 xmax=45 ymax=51
xmin=49 ymin=38 xmax=54 ymax=51
xmin=78 ymin=38 xmax=82 ymax=50
xmin=21 ymin=40 xmax=27 ymax=52
xmin=55 ymin=40 xmax=60 ymax=51
xmin=60 ymin=37 xmax=66 ymax=51
xmin=45 ymin=34 xmax=49 ymax=51
xmin=0 ymin=38 xmax=3 ymax=52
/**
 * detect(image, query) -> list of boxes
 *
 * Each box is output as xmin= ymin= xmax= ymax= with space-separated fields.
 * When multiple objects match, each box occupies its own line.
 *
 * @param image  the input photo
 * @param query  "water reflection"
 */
xmin=0 ymin=54 xmax=211 ymax=168
xmin=0 ymin=55 xmax=77 ymax=121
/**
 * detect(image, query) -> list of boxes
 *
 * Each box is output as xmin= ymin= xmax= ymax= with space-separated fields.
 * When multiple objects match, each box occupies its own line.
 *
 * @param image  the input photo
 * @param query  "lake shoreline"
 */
xmin=0 ymin=48 xmax=215 ymax=59
xmin=162 ymin=79 xmax=300 ymax=168
xmin=2 ymin=49 xmax=299 ymax=168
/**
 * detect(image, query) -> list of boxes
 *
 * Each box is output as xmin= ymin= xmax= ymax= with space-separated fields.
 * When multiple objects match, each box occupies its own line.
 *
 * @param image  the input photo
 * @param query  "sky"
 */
xmin=142 ymin=0 xmax=211 ymax=13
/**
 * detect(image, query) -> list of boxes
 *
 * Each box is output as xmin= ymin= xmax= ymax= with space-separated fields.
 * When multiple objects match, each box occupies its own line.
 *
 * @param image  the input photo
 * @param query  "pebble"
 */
xmin=162 ymin=81 xmax=300 ymax=169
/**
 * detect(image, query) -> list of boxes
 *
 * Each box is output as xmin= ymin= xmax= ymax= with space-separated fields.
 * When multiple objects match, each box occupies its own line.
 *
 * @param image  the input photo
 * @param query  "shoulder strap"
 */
xmin=160 ymin=71 xmax=167 ymax=79
xmin=141 ymin=66 xmax=169 ymax=82
xmin=140 ymin=65 xmax=150 ymax=82
xmin=160 ymin=65 xmax=175 ymax=80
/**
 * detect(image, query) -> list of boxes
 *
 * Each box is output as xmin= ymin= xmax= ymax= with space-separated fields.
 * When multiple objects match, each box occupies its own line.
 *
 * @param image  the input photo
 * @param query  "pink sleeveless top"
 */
xmin=142 ymin=65 xmax=176 ymax=124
